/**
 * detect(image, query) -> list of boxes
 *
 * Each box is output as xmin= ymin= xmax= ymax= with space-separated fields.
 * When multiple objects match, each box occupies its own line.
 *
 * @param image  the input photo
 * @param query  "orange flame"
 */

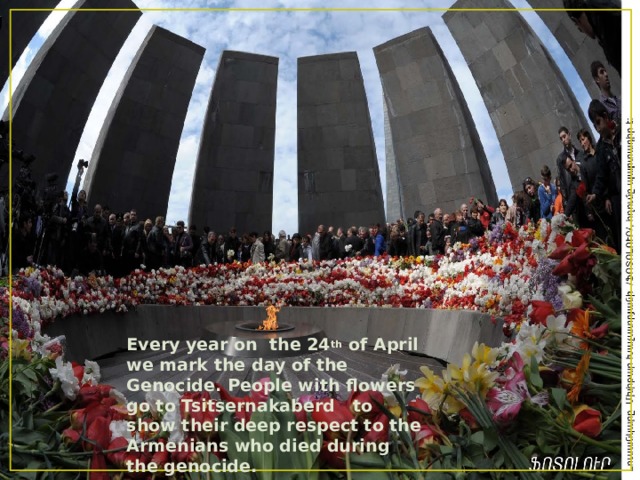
xmin=258 ymin=305 xmax=280 ymax=331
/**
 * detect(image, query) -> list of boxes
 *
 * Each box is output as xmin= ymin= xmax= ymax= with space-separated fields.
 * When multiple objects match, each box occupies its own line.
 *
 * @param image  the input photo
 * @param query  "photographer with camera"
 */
xmin=67 ymin=159 xmax=89 ymax=272
xmin=33 ymin=172 xmax=62 ymax=266
xmin=46 ymin=190 xmax=71 ymax=269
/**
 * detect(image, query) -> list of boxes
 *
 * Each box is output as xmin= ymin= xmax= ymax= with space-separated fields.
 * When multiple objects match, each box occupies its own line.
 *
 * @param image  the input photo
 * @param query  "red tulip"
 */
xmin=214 ymin=384 xmax=255 ymax=423
xmin=312 ymin=398 xmax=354 ymax=442
xmin=180 ymin=391 xmax=219 ymax=423
xmin=570 ymin=229 xmax=594 ymax=247
xmin=571 ymin=242 xmax=592 ymax=262
xmin=84 ymin=416 xmax=111 ymax=451
xmin=171 ymin=443 xmax=200 ymax=463
xmin=573 ymin=405 xmax=602 ymax=438
xmin=76 ymin=384 xmax=113 ymax=406
xmin=590 ymin=323 xmax=609 ymax=338
xmin=72 ymin=401 xmax=115 ymax=431
xmin=151 ymin=439 xmax=170 ymax=466
xmin=459 ymin=408 xmax=479 ymax=430
xmin=553 ymin=256 xmax=573 ymax=276
xmin=89 ymin=450 xmax=110 ymax=480
xmin=70 ymin=408 xmax=86 ymax=430
xmin=548 ymin=242 xmax=571 ymax=260
xmin=72 ymin=362 xmax=84 ymax=384
xmin=347 ymin=389 xmax=384 ymax=420
xmin=61 ymin=428 xmax=81 ymax=446
xmin=407 ymin=398 xmax=431 ymax=425
xmin=250 ymin=377 xmax=273 ymax=403
xmin=414 ymin=424 xmax=439 ymax=460
xmin=318 ymin=440 xmax=349 ymax=469
xmin=107 ymin=437 xmax=129 ymax=467
xmin=362 ymin=413 xmax=389 ymax=443
xmin=529 ymin=301 xmax=555 ymax=326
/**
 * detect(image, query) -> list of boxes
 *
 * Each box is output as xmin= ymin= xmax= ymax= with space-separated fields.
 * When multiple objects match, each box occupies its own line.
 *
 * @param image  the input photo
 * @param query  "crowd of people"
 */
xmin=10 ymin=61 xmax=622 ymax=277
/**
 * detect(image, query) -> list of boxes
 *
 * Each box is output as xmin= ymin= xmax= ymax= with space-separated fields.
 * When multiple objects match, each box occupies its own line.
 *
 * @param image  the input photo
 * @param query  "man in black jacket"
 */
xmin=586 ymin=100 xmax=621 ymax=251
xmin=408 ymin=211 xmax=427 ymax=256
xmin=564 ymin=0 xmax=621 ymax=75
xmin=429 ymin=208 xmax=446 ymax=255
xmin=555 ymin=127 xmax=582 ymax=212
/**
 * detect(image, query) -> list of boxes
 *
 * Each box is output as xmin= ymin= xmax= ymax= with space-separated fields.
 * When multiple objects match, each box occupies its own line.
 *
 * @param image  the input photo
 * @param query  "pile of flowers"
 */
xmin=11 ymin=220 xmax=555 ymax=328
xmin=0 ymin=215 xmax=622 ymax=478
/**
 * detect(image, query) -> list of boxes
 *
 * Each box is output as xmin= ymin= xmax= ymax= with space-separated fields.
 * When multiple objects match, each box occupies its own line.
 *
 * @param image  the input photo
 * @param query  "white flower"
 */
xmin=511 ymin=322 xmax=547 ymax=364
xmin=49 ymin=357 xmax=79 ymax=400
xmin=544 ymin=314 xmax=572 ymax=345
xmin=377 ymin=364 xmax=408 ymax=406
xmin=164 ymin=407 xmax=185 ymax=443
xmin=557 ymin=284 xmax=583 ymax=309
xmin=110 ymin=388 xmax=127 ymax=405
xmin=110 ymin=419 xmax=142 ymax=443
xmin=82 ymin=360 xmax=101 ymax=385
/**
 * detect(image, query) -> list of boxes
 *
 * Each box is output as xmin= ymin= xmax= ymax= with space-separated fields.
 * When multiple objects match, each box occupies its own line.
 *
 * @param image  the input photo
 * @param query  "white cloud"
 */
xmin=15 ymin=0 xmax=616 ymax=236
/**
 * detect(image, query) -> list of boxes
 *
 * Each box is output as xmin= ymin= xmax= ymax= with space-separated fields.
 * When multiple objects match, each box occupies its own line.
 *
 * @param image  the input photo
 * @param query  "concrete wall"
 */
xmin=374 ymin=27 xmax=498 ymax=218
xmin=444 ymin=0 xmax=589 ymax=192
xmin=188 ymin=51 xmax=278 ymax=234
xmin=383 ymin=100 xmax=404 ymax=222
xmin=85 ymin=26 xmax=204 ymax=220
xmin=297 ymin=52 xmax=385 ymax=235
xmin=528 ymin=0 xmax=621 ymax=100
xmin=0 ymin=0 xmax=59 ymax=87
xmin=44 ymin=305 xmax=505 ymax=366
xmin=3 ymin=0 xmax=141 ymax=190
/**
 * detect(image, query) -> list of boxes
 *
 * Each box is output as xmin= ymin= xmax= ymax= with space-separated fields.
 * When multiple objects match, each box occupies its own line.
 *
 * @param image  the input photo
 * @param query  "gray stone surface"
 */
xmin=527 ymin=0 xmax=621 ymax=100
xmin=45 ymin=305 xmax=505 ymax=367
xmin=188 ymin=51 xmax=278 ymax=234
xmin=374 ymin=27 xmax=498 ymax=218
xmin=3 ymin=0 xmax=141 ymax=190
xmin=84 ymin=26 xmax=204 ymax=219
xmin=0 ymin=0 xmax=59 ymax=87
xmin=298 ymin=53 xmax=385 ymax=235
xmin=444 ymin=0 xmax=589 ymax=191
xmin=384 ymin=100 xmax=405 ymax=222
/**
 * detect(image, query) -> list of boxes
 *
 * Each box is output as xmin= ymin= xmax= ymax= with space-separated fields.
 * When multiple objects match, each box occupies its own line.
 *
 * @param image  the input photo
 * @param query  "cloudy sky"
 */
xmin=1 ymin=0 xmax=623 ymax=234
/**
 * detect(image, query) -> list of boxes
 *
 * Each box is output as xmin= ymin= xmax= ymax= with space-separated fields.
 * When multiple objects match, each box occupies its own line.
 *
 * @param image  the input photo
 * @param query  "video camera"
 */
xmin=78 ymin=159 xmax=88 ymax=169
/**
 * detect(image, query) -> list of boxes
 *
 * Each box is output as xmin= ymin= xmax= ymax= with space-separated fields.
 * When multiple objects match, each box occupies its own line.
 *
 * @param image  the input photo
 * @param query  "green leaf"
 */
xmin=348 ymin=452 xmax=387 ymax=468
xmin=219 ymin=428 xmax=251 ymax=466
xmin=469 ymin=430 xmax=484 ymax=445
xmin=527 ymin=357 xmax=543 ymax=390
xmin=550 ymin=388 xmax=568 ymax=410
xmin=248 ymin=411 xmax=276 ymax=480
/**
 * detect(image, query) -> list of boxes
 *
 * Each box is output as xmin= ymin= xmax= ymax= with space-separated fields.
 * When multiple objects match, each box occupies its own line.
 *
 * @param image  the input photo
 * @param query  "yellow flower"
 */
xmin=12 ymin=338 xmax=32 ymax=361
xmin=472 ymin=342 xmax=499 ymax=366
xmin=447 ymin=353 xmax=499 ymax=397
xmin=416 ymin=366 xmax=447 ymax=409
xmin=389 ymin=405 xmax=402 ymax=418
xmin=534 ymin=228 xmax=543 ymax=241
